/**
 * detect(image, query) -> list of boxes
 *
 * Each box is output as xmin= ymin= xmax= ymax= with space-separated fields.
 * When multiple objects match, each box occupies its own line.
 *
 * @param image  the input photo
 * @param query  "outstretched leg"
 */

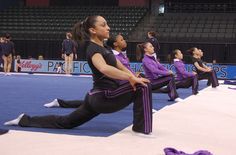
xmin=5 ymin=94 xmax=99 ymax=129
xmin=44 ymin=99 xmax=84 ymax=108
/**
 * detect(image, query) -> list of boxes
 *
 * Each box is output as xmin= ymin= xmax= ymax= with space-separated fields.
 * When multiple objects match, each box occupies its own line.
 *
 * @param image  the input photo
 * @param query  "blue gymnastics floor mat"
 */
xmin=0 ymin=74 xmax=206 ymax=137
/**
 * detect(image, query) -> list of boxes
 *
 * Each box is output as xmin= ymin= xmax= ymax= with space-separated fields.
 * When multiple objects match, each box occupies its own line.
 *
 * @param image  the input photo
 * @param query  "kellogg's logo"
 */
xmin=21 ymin=61 xmax=42 ymax=71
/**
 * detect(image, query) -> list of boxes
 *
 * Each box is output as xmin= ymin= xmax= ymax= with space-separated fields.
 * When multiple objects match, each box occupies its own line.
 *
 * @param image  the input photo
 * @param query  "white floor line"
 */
xmin=0 ymin=72 xmax=92 ymax=78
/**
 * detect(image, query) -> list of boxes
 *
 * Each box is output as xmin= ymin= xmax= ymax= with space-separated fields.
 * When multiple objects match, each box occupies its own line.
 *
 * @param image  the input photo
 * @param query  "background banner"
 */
xmin=15 ymin=59 xmax=236 ymax=79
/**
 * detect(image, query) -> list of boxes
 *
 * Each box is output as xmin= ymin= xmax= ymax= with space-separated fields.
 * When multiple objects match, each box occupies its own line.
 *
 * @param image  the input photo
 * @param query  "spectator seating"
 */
xmin=0 ymin=6 xmax=148 ymax=40
xmin=130 ymin=13 xmax=236 ymax=43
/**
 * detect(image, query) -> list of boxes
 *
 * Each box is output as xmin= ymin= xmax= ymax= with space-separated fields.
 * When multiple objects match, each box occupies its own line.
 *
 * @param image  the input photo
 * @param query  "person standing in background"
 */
xmin=1 ymin=34 xmax=15 ymax=75
xmin=15 ymin=55 xmax=21 ymax=72
xmin=0 ymin=36 xmax=4 ymax=71
xmin=62 ymin=32 xmax=76 ymax=74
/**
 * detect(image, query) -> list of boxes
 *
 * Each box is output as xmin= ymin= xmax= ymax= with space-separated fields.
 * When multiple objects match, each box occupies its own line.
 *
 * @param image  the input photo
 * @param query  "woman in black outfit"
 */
xmin=188 ymin=47 xmax=219 ymax=88
xmin=1 ymin=34 xmax=15 ymax=74
xmin=5 ymin=16 xmax=153 ymax=135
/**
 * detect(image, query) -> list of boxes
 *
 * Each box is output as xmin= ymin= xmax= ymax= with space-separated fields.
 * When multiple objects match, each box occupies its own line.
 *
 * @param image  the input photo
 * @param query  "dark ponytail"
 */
xmin=187 ymin=47 xmax=197 ymax=56
xmin=148 ymin=31 xmax=157 ymax=38
xmin=168 ymin=49 xmax=179 ymax=64
xmin=72 ymin=22 xmax=83 ymax=42
xmin=136 ymin=42 xmax=149 ymax=61
xmin=71 ymin=16 xmax=99 ymax=42
xmin=66 ymin=32 xmax=72 ymax=39
xmin=106 ymin=35 xmax=117 ymax=49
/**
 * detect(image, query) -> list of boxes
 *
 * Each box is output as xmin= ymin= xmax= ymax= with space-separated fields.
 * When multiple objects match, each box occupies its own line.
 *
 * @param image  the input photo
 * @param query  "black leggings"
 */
xmin=151 ymin=75 xmax=179 ymax=100
xmin=19 ymin=82 xmax=153 ymax=134
xmin=175 ymin=75 xmax=199 ymax=95
xmin=57 ymin=99 xmax=83 ymax=108
xmin=198 ymin=70 xmax=219 ymax=87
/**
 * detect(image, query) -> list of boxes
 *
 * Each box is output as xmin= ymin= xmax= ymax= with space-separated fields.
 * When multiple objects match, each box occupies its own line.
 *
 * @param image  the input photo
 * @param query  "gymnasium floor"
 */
xmin=0 ymin=73 xmax=235 ymax=155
